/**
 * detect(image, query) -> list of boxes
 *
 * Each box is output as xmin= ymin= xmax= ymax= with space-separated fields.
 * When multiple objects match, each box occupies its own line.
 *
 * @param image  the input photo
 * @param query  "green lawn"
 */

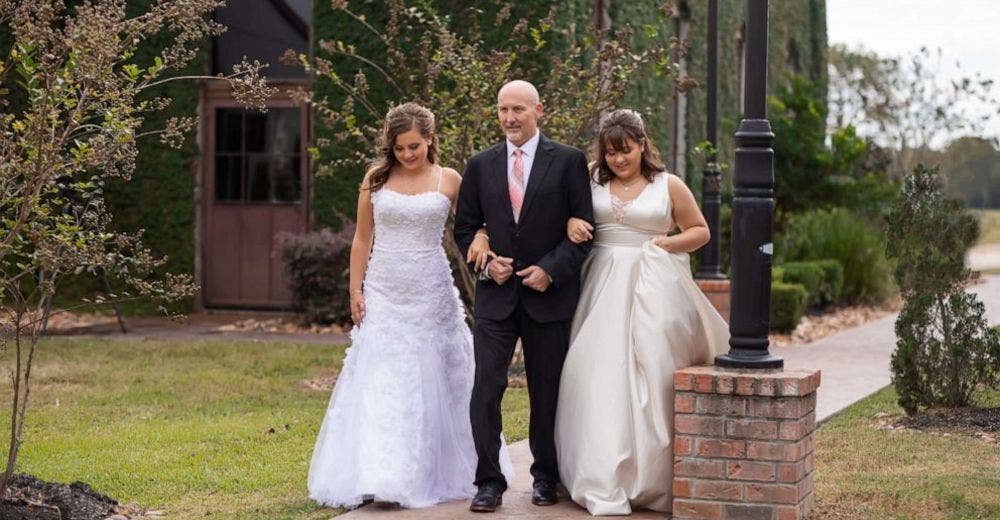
xmin=3 ymin=338 xmax=996 ymax=519
xmin=814 ymin=387 xmax=1000 ymax=519
xmin=0 ymin=338 xmax=528 ymax=519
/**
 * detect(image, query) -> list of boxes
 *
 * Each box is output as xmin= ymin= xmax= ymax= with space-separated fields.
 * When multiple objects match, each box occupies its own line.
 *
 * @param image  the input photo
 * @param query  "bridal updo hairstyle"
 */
xmin=591 ymin=108 xmax=666 ymax=185
xmin=365 ymin=102 xmax=438 ymax=192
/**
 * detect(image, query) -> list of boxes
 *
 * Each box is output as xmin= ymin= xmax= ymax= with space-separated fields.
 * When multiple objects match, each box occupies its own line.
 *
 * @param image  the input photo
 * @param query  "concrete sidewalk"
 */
xmin=338 ymin=274 xmax=1000 ymax=519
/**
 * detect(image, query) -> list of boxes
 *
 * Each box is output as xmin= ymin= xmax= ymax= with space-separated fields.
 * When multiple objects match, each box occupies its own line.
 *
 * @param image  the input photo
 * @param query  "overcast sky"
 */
xmin=827 ymin=0 xmax=1000 ymax=140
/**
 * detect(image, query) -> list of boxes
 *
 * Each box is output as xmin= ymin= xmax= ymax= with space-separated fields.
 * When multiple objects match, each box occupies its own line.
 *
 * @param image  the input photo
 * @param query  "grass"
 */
xmin=0 ymin=338 xmax=530 ymax=519
xmin=973 ymin=209 xmax=1000 ymax=246
xmin=6 ymin=338 xmax=998 ymax=519
xmin=813 ymin=387 xmax=1000 ymax=519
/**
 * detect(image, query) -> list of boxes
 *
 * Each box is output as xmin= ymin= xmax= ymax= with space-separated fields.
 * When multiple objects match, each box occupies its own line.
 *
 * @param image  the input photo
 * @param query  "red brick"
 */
xmin=797 ymin=475 xmax=814 ymax=499
xmin=676 ymin=415 xmax=726 ymax=436
xmin=777 ymin=505 xmax=800 ymax=520
xmin=726 ymin=418 xmax=779 ymax=440
xmin=692 ymin=480 xmax=742 ymax=500
xmin=696 ymin=395 xmax=747 ymax=416
xmin=696 ymin=438 xmax=746 ymax=458
xmin=674 ymin=435 xmax=695 ymax=456
xmin=726 ymin=460 xmax=776 ymax=481
xmin=748 ymin=397 xmax=804 ymax=419
xmin=672 ymin=478 xmax=692 ymax=498
xmin=746 ymin=482 xmax=799 ymax=504
xmin=716 ymin=374 xmax=735 ymax=394
xmin=675 ymin=372 xmax=695 ymax=391
xmin=779 ymin=412 xmax=815 ymax=440
xmin=694 ymin=373 xmax=716 ymax=393
xmin=673 ymin=499 xmax=723 ymax=520
xmin=746 ymin=439 xmax=805 ymax=462
xmin=674 ymin=457 xmax=726 ymax=479
xmin=776 ymin=461 xmax=805 ymax=483
xmin=757 ymin=377 xmax=778 ymax=396
xmin=675 ymin=393 xmax=696 ymax=413
xmin=736 ymin=376 xmax=756 ymax=395
xmin=726 ymin=504 xmax=776 ymax=520
xmin=804 ymin=452 xmax=814 ymax=474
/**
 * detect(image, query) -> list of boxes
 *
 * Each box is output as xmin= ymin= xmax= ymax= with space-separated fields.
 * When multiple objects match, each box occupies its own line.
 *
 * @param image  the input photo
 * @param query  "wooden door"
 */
xmin=202 ymin=100 xmax=308 ymax=308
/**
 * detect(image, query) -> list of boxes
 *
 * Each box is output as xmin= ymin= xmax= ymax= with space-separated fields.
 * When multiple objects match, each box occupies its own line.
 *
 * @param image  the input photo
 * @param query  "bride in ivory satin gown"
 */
xmin=555 ymin=109 xmax=728 ymax=515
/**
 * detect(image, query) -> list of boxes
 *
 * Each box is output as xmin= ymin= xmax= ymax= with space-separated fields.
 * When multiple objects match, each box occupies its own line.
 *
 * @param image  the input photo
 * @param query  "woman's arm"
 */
xmin=652 ymin=174 xmax=710 ymax=253
xmin=349 ymin=173 xmax=376 ymax=325
xmin=445 ymin=167 xmax=493 ymax=270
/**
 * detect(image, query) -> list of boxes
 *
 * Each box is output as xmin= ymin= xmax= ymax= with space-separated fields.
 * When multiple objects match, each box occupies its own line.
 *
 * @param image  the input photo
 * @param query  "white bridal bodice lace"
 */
xmin=308 ymin=185 xmax=512 ymax=509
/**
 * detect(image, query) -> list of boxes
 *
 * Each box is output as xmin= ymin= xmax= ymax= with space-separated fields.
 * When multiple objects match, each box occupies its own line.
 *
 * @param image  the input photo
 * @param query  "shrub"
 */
xmin=280 ymin=226 xmax=356 ymax=325
xmin=771 ymin=282 xmax=809 ymax=333
xmin=812 ymin=259 xmax=845 ymax=306
xmin=779 ymin=208 xmax=895 ymax=304
xmin=887 ymin=165 xmax=1000 ymax=414
xmin=780 ymin=262 xmax=825 ymax=307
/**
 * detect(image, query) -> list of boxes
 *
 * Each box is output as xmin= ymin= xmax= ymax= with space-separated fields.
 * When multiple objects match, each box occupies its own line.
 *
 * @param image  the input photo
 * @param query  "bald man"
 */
xmin=455 ymin=80 xmax=594 ymax=512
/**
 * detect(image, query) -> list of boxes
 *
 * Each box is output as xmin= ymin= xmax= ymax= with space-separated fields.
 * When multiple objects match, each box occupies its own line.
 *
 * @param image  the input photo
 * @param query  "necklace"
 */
xmin=617 ymin=175 xmax=642 ymax=192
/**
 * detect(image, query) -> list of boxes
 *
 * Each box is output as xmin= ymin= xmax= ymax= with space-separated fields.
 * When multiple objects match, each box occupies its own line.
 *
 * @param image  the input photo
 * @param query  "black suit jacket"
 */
xmin=455 ymin=133 xmax=594 ymax=323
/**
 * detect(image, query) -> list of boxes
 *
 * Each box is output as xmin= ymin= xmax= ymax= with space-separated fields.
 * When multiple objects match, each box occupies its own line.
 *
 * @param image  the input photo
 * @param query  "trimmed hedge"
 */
xmin=779 ymin=262 xmax=824 ymax=307
xmin=812 ymin=259 xmax=845 ymax=306
xmin=770 ymin=281 xmax=809 ymax=333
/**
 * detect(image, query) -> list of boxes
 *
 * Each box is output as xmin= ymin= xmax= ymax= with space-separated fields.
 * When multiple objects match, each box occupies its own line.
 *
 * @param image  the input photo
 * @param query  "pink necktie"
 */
xmin=510 ymin=148 xmax=525 ymax=222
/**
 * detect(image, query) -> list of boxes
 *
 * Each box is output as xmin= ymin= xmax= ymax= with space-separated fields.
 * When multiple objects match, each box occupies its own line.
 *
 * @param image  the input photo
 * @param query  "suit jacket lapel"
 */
xmin=519 ymin=133 xmax=555 ymax=222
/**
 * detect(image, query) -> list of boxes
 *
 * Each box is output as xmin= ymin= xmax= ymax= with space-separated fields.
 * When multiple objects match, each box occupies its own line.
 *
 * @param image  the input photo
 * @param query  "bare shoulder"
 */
xmin=666 ymin=172 xmax=693 ymax=194
xmin=441 ymin=166 xmax=462 ymax=197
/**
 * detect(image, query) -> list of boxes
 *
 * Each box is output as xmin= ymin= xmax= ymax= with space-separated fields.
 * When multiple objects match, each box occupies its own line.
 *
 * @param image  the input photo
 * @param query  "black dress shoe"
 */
xmin=470 ymin=484 xmax=504 ymax=512
xmin=531 ymin=480 xmax=558 ymax=506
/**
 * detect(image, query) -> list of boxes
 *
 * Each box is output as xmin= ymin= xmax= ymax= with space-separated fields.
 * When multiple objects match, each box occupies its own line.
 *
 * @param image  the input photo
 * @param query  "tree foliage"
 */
xmin=0 ymin=0 xmax=272 ymax=493
xmin=292 ymin=0 xmax=686 ymax=308
xmin=828 ymin=44 xmax=1000 ymax=176
xmin=886 ymin=165 xmax=1000 ymax=414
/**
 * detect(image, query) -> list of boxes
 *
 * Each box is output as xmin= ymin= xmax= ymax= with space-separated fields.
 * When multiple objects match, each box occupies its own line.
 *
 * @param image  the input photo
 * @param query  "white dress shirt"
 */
xmin=505 ymin=130 xmax=540 ymax=189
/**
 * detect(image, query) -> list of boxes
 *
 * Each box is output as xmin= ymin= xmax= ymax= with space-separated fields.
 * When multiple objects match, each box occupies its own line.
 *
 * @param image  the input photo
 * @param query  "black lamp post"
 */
xmin=715 ymin=0 xmax=783 ymax=369
xmin=697 ymin=0 xmax=725 ymax=280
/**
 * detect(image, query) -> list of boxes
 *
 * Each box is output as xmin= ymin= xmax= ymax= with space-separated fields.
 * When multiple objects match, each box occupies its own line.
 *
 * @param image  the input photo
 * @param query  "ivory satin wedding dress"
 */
xmin=555 ymin=173 xmax=728 ymax=515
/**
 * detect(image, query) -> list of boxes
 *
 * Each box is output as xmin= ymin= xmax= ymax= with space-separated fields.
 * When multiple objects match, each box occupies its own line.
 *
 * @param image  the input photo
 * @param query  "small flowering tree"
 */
xmin=0 ymin=0 xmax=274 ymax=494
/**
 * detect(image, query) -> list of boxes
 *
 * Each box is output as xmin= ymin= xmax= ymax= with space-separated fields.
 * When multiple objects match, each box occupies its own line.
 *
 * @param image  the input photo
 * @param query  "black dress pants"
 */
xmin=470 ymin=302 xmax=571 ymax=489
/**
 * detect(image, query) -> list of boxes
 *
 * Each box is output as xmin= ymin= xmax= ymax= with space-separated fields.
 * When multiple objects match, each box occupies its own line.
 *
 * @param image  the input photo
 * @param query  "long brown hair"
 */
xmin=364 ymin=102 xmax=437 ymax=191
xmin=591 ymin=109 xmax=665 ymax=185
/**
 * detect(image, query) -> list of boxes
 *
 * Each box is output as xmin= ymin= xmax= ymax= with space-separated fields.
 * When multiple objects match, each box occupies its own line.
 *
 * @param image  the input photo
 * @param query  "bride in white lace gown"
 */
xmin=308 ymin=103 xmax=511 ymax=509
xmin=556 ymin=109 xmax=728 ymax=515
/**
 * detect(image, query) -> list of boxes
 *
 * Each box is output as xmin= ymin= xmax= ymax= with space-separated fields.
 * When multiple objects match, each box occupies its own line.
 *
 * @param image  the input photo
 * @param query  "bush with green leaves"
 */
xmin=779 ymin=262 xmax=824 ymax=307
xmin=812 ymin=259 xmax=845 ymax=306
xmin=280 ymin=227 xmax=355 ymax=326
xmin=779 ymin=208 xmax=895 ymax=304
xmin=770 ymin=282 xmax=809 ymax=333
xmin=887 ymin=164 xmax=1000 ymax=414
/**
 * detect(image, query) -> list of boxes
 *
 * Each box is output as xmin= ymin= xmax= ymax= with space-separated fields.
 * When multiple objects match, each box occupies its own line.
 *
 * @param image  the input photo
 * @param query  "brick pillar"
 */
xmin=672 ymin=366 xmax=821 ymax=520
xmin=695 ymin=279 xmax=731 ymax=323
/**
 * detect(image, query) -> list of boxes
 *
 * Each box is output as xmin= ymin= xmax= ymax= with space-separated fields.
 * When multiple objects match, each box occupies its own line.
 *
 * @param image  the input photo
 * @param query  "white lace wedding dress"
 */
xmin=308 ymin=183 xmax=513 ymax=509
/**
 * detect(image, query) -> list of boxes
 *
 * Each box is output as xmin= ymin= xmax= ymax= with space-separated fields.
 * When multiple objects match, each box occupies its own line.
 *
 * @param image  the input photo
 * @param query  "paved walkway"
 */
xmin=337 ymin=274 xmax=1000 ymax=519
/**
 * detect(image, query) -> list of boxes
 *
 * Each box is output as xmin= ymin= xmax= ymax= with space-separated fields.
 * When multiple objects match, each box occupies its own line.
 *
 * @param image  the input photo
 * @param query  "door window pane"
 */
xmin=214 ymin=107 xmax=303 ymax=203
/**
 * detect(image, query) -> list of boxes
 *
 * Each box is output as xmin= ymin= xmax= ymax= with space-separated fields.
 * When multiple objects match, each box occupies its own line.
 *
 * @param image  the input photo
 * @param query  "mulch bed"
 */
xmin=882 ymin=407 xmax=999 ymax=443
xmin=0 ymin=475 xmax=161 ymax=520
xmin=0 ymin=475 xmax=115 ymax=520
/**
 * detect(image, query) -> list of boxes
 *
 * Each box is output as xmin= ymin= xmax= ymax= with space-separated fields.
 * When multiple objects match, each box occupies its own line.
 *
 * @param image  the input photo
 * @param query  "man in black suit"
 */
xmin=454 ymin=80 xmax=594 ymax=512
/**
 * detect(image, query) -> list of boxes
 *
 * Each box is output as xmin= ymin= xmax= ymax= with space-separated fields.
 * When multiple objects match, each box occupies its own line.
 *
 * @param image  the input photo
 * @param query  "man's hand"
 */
xmin=516 ymin=265 xmax=551 ymax=292
xmin=488 ymin=256 xmax=514 ymax=285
